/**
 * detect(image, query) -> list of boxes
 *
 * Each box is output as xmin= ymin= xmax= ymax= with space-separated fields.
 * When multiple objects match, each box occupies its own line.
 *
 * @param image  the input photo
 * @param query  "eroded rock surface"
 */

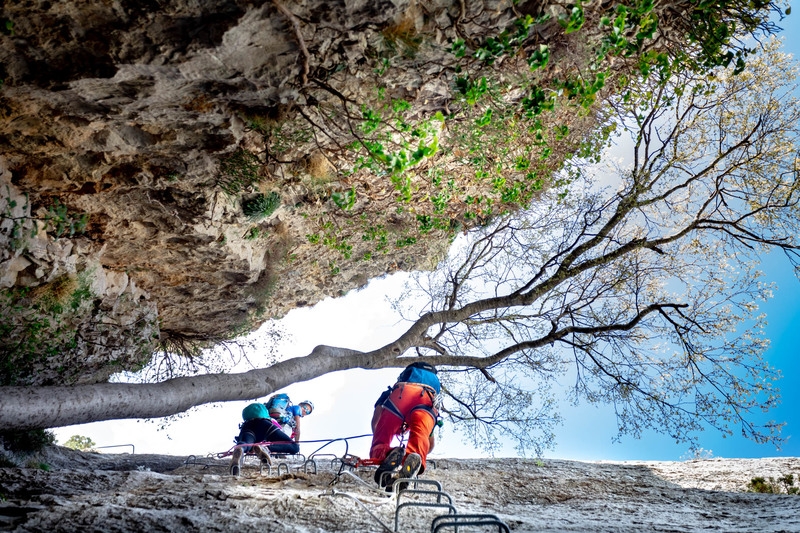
xmin=1 ymin=447 xmax=799 ymax=532
xmin=2 ymin=0 xmax=548 ymax=382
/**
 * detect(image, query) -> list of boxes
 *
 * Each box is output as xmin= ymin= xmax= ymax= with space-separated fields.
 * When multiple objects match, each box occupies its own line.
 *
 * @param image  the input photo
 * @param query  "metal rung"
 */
xmin=302 ymin=459 xmax=318 ymax=474
xmin=95 ymin=444 xmax=135 ymax=454
xmin=264 ymin=463 xmax=290 ymax=476
xmin=309 ymin=453 xmax=338 ymax=462
xmin=391 ymin=477 xmax=444 ymax=496
xmin=396 ymin=502 xmax=456 ymax=532
xmin=397 ymin=488 xmax=453 ymax=506
xmin=431 ymin=514 xmax=510 ymax=533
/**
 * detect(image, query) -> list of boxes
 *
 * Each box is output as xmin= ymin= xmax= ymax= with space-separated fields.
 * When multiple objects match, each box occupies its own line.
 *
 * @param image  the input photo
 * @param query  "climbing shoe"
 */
xmin=397 ymin=453 xmax=422 ymax=491
xmin=400 ymin=453 xmax=422 ymax=478
xmin=253 ymin=445 xmax=272 ymax=466
xmin=395 ymin=453 xmax=422 ymax=491
xmin=374 ymin=447 xmax=405 ymax=487
xmin=229 ymin=447 xmax=244 ymax=476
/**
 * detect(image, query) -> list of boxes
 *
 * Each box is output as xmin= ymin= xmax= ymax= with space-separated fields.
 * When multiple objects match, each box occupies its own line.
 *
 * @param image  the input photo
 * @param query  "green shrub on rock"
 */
xmin=242 ymin=192 xmax=280 ymax=221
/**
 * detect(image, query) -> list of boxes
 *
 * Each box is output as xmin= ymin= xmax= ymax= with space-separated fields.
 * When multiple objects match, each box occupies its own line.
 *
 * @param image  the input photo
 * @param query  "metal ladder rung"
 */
xmin=397 ymin=488 xmax=454 ymax=506
xmin=391 ymin=477 xmax=444 ymax=496
xmin=396 ymin=501 xmax=457 ymax=532
xmin=431 ymin=513 xmax=510 ymax=533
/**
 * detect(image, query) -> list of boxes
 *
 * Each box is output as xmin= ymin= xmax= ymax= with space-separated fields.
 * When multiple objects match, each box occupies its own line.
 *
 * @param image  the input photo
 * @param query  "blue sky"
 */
xmin=54 ymin=13 xmax=800 ymax=462
xmin=554 ymin=16 xmax=800 ymax=460
xmin=554 ymin=248 xmax=800 ymax=461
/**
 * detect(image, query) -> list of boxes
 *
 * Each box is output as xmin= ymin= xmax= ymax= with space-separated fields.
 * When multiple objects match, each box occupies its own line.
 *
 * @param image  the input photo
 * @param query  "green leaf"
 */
xmin=528 ymin=44 xmax=550 ymax=71
xmin=558 ymin=5 xmax=585 ymax=34
xmin=475 ymin=108 xmax=493 ymax=127
xmin=450 ymin=38 xmax=466 ymax=58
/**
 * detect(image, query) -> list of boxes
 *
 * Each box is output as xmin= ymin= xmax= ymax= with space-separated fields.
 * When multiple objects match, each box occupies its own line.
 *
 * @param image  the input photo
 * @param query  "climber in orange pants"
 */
xmin=370 ymin=362 xmax=440 ymax=488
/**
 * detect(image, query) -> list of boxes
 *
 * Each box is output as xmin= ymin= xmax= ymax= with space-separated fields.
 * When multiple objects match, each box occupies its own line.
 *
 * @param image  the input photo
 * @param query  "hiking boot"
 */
xmin=400 ymin=453 xmax=422 ymax=478
xmin=374 ymin=447 xmax=404 ymax=487
xmin=253 ymin=445 xmax=272 ymax=466
xmin=396 ymin=453 xmax=422 ymax=491
xmin=229 ymin=447 xmax=244 ymax=476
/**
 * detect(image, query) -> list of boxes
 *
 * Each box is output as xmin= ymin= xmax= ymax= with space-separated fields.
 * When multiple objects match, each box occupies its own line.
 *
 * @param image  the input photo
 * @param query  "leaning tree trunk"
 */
xmin=0 ymin=346 xmax=371 ymax=430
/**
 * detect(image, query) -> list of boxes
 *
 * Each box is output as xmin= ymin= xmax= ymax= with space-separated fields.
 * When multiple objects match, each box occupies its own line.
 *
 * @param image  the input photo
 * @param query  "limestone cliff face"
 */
xmin=2 ymin=449 xmax=799 ymax=532
xmin=0 ymin=0 xmax=591 ymax=385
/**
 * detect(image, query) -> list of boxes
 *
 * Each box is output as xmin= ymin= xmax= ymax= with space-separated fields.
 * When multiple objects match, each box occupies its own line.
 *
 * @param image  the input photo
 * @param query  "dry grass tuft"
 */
xmin=31 ymin=275 xmax=79 ymax=306
xmin=272 ymin=219 xmax=290 ymax=239
xmin=381 ymin=2 xmax=422 ymax=56
xmin=304 ymin=151 xmax=334 ymax=179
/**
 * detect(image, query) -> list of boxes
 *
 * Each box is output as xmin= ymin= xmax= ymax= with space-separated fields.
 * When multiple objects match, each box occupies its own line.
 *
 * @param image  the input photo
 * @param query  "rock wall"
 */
xmin=0 ymin=0 xmax=419 ymax=380
xmin=0 ymin=0 xmax=602 ymax=384
xmin=1 ymin=448 xmax=800 ymax=532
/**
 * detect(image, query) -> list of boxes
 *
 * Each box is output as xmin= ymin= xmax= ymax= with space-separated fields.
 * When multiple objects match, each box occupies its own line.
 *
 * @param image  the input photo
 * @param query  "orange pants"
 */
xmin=370 ymin=382 xmax=437 ymax=471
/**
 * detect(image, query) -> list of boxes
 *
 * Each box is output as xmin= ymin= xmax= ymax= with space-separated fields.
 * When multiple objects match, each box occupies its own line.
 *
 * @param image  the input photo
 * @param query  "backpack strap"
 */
xmin=409 ymin=403 xmax=438 ymax=425
xmin=374 ymin=386 xmax=392 ymax=408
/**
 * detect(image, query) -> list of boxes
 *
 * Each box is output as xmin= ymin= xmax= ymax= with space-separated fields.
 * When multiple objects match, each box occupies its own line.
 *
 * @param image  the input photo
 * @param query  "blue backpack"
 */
xmin=242 ymin=402 xmax=269 ymax=421
xmin=397 ymin=362 xmax=440 ymax=393
xmin=265 ymin=393 xmax=293 ymax=424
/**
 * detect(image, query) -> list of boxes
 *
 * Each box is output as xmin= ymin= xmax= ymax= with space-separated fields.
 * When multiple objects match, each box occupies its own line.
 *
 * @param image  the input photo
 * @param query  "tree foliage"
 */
xmin=396 ymin=37 xmax=798 ymax=453
xmin=63 ymin=435 xmax=95 ymax=451
xmin=268 ymin=0 xmax=790 ymax=301
xmin=0 ymin=429 xmax=56 ymax=453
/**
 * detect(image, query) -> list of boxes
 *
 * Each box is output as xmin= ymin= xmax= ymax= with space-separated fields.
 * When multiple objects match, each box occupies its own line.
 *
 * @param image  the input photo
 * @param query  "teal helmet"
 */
xmin=242 ymin=402 xmax=269 ymax=421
